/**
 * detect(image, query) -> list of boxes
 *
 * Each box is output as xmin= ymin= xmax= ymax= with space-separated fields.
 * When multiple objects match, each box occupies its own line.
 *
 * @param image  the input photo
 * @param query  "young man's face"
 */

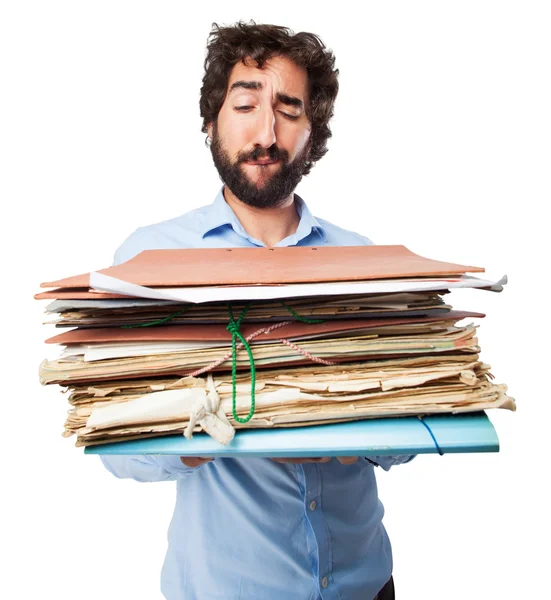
xmin=208 ymin=55 xmax=313 ymax=208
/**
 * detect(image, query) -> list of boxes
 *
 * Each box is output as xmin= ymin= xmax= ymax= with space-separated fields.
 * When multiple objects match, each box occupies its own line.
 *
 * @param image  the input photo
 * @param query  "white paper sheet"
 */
xmin=46 ymin=298 xmax=181 ymax=312
xmin=62 ymin=341 xmax=230 ymax=362
xmin=90 ymin=272 xmax=507 ymax=304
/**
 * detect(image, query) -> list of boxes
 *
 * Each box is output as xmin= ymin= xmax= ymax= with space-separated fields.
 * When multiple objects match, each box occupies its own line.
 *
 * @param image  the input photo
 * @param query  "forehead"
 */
xmin=227 ymin=56 xmax=309 ymax=101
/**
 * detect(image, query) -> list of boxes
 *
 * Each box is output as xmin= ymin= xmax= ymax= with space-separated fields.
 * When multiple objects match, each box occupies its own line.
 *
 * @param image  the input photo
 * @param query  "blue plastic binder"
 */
xmin=84 ymin=412 xmax=499 ymax=457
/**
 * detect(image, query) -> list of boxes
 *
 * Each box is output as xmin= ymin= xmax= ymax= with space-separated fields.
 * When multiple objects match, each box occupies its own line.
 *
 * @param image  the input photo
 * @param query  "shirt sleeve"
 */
xmin=113 ymin=228 xmax=148 ymax=265
xmin=100 ymin=455 xmax=204 ymax=482
xmin=366 ymin=455 xmax=416 ymax=471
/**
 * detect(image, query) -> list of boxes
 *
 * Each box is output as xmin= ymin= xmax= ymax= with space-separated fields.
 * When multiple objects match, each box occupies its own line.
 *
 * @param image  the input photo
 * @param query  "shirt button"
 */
xmin=321 ymin=577 xmax=328 ymax=588
xmin=309 ymin=500 xmax=317 ymax=511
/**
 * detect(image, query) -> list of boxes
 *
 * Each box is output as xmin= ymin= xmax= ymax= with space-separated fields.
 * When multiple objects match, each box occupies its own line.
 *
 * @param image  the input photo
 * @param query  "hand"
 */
xmin=180 ymin=457 xmax=213 ymax=468
xmin=271 ymin=457 xmax=359 ymax=465
xmin=271 ymin=457 xmax=332 ymax=464
xmin=335 ymin=456 xmax=359 ymax=465
xmin=180 ymin=456 xmax=360 ymax=467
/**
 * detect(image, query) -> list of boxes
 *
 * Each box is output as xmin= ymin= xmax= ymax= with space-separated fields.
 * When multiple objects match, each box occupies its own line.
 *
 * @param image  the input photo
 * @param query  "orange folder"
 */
xmin=45 ymin=311 xmax=483 ymax=345
xmin=39 ymin=245 xmax=484 ymax=291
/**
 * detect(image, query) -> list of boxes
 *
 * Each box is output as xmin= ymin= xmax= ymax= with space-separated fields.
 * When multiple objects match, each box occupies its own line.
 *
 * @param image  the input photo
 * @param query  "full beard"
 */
xmin=210 ymin=123 xmax=310 ymax=209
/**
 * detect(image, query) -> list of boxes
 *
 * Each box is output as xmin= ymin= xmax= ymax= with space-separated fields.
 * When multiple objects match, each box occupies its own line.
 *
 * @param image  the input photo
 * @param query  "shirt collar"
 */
xmin=200 ymin=188 xmax=241 ymax=237
xmin=201 ymin=187 xmax=327 ymax=244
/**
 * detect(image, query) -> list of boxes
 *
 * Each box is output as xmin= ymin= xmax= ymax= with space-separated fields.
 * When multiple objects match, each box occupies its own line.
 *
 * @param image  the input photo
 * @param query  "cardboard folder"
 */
xmin=35 ymin=289 xmax=131 ymax=300
xmin=83 ymin=412 xmax=500 ymax=457
xmin=45 ymin=310 xmax=483 ymax=345
xmin=40 ymin=245 xmax=484 ymax=289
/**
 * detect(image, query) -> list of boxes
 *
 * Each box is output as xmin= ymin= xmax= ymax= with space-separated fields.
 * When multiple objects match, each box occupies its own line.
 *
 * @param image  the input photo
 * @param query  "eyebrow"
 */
xmin=228 ymin=81 xmax=304 ymax=109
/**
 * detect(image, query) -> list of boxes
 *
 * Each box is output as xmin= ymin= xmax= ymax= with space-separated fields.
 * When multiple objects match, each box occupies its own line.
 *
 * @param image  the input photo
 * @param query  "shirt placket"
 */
xmin=302 ymin=462 xmax=340 ymax=600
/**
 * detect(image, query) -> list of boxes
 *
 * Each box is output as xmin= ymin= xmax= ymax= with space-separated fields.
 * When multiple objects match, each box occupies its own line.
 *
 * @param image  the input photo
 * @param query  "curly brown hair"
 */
xmin=200 ymin=21 xmax=339 ymax=176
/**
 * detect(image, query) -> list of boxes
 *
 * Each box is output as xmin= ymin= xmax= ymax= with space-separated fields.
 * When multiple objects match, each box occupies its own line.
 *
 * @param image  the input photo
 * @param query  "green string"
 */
xmin=121 ymin=301 xmax=324 ymax=329
xmin=225 ymin=301 xmax=325 ymax=423
xmin=226 ymin=302 xmax=256 ymax=423
xmin=280 ymin=301 xmax=325 ymax=324
xmin=121 ymin=307 xmax=191 ymax=328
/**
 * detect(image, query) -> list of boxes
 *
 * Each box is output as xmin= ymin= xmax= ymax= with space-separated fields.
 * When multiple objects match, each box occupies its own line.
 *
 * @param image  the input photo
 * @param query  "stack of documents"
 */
xmin=36 ymin=246 xmax=515 ymax=454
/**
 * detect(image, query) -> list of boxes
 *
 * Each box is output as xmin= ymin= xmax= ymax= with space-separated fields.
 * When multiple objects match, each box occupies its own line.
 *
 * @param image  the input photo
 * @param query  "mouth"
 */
xmin=244 ymin=159 xmax=280 ymax=166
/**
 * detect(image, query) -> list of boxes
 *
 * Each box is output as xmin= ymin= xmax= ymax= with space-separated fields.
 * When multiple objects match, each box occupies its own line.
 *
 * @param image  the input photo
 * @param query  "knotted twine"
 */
xmin=183 ymin=373 xmax=234 ymax=444
xmin=224 ymin=301 xmax=330 ymax=423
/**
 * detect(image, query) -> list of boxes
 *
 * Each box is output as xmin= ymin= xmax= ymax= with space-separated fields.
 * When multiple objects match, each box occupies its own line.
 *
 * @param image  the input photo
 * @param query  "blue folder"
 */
xmin=84 ymin=412 xmax=499 ymax=457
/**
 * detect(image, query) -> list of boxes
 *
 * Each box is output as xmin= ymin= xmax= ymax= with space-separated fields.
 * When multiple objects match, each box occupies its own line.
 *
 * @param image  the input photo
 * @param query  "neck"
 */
xmin=223 ymin=186 xmax=301 ymax=247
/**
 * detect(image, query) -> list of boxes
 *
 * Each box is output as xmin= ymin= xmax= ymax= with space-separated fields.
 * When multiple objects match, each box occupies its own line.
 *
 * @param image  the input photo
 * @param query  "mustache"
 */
xmin=237 ymin=145 xmax=289 ymax=163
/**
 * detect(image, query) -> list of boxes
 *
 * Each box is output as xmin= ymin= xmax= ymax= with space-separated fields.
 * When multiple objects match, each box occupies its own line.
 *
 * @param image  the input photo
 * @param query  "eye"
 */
xmin=235 ymin=106 xmax=254 ymax=112
xmin=279 ymin=111 xmax=300 ymax=121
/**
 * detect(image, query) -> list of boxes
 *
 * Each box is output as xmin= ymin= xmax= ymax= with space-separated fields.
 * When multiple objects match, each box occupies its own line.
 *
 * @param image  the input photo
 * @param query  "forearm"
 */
xmin=100 ymin=454 xmax=201 ymax=482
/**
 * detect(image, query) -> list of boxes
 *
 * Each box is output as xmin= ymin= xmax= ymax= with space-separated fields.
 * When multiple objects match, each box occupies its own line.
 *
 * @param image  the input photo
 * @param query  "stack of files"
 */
xmin=36 ymin=246 xmax=515 ymax=456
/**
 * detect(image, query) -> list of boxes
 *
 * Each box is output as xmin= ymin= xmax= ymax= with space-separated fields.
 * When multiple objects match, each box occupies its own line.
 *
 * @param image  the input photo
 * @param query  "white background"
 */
xmin=1 ymin=1 xmax=550 ymax=598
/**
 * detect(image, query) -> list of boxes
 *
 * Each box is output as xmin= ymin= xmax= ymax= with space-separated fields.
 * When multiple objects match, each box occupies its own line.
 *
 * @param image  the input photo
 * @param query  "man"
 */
xmin=101 ymin=21 xmax=412 ymax=600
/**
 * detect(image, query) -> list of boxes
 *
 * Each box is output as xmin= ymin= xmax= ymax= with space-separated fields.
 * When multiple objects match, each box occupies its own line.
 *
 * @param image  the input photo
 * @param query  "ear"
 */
xmin=207 ymin=122 xmax=213 ymax=140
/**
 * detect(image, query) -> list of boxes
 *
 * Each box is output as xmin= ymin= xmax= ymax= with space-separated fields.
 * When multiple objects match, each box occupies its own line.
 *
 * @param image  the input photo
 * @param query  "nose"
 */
xmin=251 ymin=107 xmax=277 ymax=149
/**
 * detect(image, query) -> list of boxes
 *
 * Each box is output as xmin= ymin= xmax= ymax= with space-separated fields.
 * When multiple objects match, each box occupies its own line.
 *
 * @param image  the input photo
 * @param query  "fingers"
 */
xmin=180 ymin=457 xmax=214 ymax=468
xmin=336 ymin=456 xmax=359 ymax=465
xmin=271 ymin=457 xmax=332 ymax=464
xmin=270 ymin=457 xmax=358 ymax=464
xmin=179 ymin=457 xmax=359 ymax=467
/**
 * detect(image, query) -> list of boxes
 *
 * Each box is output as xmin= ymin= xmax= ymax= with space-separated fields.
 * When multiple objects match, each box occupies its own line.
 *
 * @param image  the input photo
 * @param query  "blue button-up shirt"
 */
xmin=101 ymin=188 xmax=413 ymax=600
